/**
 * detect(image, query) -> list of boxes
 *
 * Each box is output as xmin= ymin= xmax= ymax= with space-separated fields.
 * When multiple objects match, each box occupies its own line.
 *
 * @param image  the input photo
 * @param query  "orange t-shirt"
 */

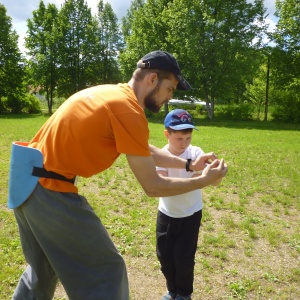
xmin=29 ymin=83 xmax=150 ymax=193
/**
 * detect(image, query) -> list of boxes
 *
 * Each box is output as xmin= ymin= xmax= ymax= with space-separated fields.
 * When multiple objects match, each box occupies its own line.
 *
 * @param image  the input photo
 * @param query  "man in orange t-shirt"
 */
xmin=9 ymin=51 xmax=228 ymax=300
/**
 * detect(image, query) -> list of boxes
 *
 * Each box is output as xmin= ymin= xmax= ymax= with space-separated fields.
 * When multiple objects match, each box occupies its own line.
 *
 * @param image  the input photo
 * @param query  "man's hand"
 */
xmin=190 ymin=152 xmax=218 ymax=171
xmin=201 ymin=158 xmax=228 ymax=185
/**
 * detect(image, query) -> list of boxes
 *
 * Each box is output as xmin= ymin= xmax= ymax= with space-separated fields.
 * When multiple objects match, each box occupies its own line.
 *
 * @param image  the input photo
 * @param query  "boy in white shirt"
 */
xmin=156 ymin=109 xmax=222 ymax=300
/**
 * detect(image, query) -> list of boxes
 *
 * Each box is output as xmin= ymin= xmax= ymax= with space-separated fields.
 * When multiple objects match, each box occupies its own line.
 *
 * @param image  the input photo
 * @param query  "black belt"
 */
xmin=32 ymin=167 xmax=76 ymax=184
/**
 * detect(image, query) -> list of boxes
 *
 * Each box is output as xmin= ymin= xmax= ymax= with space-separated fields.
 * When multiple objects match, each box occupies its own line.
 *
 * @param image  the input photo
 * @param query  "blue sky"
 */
xmin=1 ymin=0 xmax=277 ymax=53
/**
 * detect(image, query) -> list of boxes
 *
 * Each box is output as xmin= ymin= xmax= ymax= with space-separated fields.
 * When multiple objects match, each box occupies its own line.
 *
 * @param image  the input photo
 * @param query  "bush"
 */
xmin=0 ymin=98 xmax=7 ymax=113
xmin=5 ymin=93 xmax=26 ymax=113
xmin=1 ymin=93 xmax=42 ymax=114
xmin=271 ymin=92 xmax=300 ymax=123
xmin=215 ymin=103 xmax=255 ymax=120
xmin=24 ymin=94 xmax=42 ymax=114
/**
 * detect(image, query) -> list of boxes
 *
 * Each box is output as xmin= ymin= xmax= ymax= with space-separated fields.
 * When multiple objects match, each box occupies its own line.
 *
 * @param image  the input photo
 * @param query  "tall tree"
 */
xmin=0 ymin=4 xmax=25 ymax=113
xmin=267 ymin=0 xmax=300 ymax=122
xmin=121 ymin=0 xmax=145 ymax=38
xmin=273 ymin=0 xmax=300 ymax=92
xmin=119 ymin=0 xmax=267 ymax=118
xmin=26 ymin=1 xmax=59 ymax=114
xmin=96 ymin=0 xmax=122 ymax=83
xmin=119 ymin=0 xmax=172 ymax=81
xmin=163 ymin=0 xmax=267 ymax=118
xmin=243 ymin=56 xmax=274 ymax=121
xmin=56 ymin=0 xmax=99 ymax=97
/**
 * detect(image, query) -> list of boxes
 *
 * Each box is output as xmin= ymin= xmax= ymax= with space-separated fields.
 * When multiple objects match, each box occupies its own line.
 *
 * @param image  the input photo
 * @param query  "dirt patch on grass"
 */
xmin=53 ymin=186 xmax=300 ymax=299
xmin=54 ymin=231 xmax=299 ymax=300
xmin=54 ymin=258 xmax=166 ymax=300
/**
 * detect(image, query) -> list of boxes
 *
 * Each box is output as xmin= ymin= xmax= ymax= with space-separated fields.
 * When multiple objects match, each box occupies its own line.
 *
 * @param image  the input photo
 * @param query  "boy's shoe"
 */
xmin=161 ymin=292 xmax=177 ymax=300
xmin=175 ymin=295 xmax=192 ymax=300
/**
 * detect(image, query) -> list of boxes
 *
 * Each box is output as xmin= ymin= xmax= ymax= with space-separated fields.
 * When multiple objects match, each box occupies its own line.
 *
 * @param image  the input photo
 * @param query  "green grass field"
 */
xmin=0 ymin=113 xmax=299 ymax=299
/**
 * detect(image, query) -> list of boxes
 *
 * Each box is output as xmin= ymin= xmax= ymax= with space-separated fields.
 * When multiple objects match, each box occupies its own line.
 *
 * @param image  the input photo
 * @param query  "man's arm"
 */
xmin=192 ymin=172 xmax=223 ymax=186
xmin=149 ymin=144 xmax=185 ymax=169
xmin=149 ymin=144 xmax=218 ymax=171
xmin=126 ymin=154 xmax=227 ymax=197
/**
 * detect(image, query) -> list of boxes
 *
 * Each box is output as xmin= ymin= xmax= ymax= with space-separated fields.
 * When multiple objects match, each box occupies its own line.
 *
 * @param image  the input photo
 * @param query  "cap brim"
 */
xmin=176 ymin=76 xmax=192 ymax=90
xmin=169 ymin=124 xmax=198 ymax=130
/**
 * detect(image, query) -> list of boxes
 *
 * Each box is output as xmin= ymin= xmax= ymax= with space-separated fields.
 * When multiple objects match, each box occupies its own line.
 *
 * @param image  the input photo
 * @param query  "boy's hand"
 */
xmin=202 ymin=158 xmax=228 ymax=185
xmin=190 ymin=152 xmax=218 ymax=171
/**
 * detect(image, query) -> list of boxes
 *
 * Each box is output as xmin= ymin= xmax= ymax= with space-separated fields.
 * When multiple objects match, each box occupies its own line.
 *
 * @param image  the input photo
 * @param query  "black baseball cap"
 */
xmin=137 ymin=50 xmax=192 ymax=90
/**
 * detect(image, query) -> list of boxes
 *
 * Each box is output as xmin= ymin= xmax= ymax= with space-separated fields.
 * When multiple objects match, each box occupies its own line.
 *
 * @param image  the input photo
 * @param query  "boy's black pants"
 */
xmin=156 ymin=209 xmax=202 ymax=297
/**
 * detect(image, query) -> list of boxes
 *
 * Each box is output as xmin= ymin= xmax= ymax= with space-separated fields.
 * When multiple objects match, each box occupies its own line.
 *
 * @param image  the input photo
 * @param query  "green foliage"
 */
xmin=120 ymin=0 xmax=267 ymax=119
xmin=4 ymin=94 xmax=26 ymax=114
xmin=24 ymin=0 xmax=122 ymax=113
xmin=2 ymin=93 xmax=42 ymax=114
xmin=0 ymin=4 xmax=25 ymax=111
xmin=229 ymin=278 xmax=258 ymax=299
xmin=119 ymin=0 xmax=171 ymax=80
xmin=271 ymin=89 xmax=300 ymax=123
xmin=243 ymin=61 xmax=271 ymax=120
xmin=24 ymin=94 xmax=42 ymax=114
xmin=53 ymin=0 xmax=99 ymax=96
xmin=215 ymin=103 xmax=255 ymax=120
xmin=170 ymin=0 xmax=266 ymax=112
xmin=274 ymin=0 xmax=300 ymax=55
xmin=95 ymin=0 xmax=123 ymax=83
xmin=25 ymin=1 xmax=59 ymax=114
xmin=121 ymin=0 xmax=145 ymax=38
xmin=0 ymin=0 xmax=299 ymax=125
xmin=272 ymin=0 xmax=300 ymax=93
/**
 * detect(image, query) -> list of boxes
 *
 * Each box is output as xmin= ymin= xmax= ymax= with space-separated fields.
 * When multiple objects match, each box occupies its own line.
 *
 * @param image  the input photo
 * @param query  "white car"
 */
xmin=168 ymin=97 xmax=209 ymax=111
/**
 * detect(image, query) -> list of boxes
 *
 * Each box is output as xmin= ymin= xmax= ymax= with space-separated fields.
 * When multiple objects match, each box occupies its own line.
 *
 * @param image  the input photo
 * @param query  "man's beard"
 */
xmin=144 ymin=81 xmax=162 ymax=113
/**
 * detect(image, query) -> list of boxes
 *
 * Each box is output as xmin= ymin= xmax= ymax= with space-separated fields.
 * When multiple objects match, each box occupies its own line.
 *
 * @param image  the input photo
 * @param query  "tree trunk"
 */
xmin=164 ymin=103 xmax=169 ymax=116
xmin=264 ymin=56 xmax=270 ymax=122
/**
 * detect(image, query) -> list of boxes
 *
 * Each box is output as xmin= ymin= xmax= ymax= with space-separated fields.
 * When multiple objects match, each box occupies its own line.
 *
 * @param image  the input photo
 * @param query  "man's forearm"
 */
xmin=149 ymin=144 xmax=219 ymax=172
xmin=149 ymin=144 xmax=186 ymax=169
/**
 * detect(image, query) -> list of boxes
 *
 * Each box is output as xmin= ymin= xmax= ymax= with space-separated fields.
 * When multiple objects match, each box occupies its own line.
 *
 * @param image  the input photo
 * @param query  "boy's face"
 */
xmin=164 ymin=129 xmax=192 ymax=155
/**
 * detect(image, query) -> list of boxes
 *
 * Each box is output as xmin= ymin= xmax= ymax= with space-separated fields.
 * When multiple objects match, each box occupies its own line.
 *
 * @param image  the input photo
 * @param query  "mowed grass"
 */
xmin=0 ymin=113 xmax=299 ymax=299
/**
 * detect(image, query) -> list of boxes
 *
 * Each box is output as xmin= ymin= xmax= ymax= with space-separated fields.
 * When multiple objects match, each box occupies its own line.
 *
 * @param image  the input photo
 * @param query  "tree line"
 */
xmin=0 ymin=0 xmax=299 ymax=122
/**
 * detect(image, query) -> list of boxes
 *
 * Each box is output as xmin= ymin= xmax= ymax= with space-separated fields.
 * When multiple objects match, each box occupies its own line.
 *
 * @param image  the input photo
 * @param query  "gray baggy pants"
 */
xmin=12 ymin=183 xmax=129 ymax=300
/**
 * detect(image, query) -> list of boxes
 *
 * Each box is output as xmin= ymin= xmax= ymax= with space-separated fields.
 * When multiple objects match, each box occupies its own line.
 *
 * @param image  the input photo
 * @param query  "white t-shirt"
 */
xmin=156 ymin=145 xmax=204 ymax=218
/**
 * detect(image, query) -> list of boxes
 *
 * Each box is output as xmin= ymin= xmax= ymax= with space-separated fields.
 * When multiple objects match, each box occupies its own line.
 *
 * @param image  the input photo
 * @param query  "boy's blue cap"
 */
xmin=164 ymin=109 xmax=198 ymax=130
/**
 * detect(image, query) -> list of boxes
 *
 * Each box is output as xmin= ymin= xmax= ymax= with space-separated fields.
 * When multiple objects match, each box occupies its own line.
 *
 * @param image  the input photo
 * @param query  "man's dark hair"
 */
xmin=133 ymin=67 xmax=174 ymax=82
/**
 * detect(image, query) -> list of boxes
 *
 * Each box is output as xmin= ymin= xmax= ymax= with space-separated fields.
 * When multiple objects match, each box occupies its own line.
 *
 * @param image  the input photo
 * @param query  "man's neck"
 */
xmin=128 ymin=78 xmax=145 ymax=109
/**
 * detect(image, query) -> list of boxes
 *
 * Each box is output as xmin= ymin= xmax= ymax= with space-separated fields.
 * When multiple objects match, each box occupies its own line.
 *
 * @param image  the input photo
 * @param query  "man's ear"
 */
xmin=148 ymin=72 xmax=158 ymax=87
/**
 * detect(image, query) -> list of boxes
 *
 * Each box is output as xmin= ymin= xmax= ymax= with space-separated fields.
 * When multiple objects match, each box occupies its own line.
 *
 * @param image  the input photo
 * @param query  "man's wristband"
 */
xmin=185 ymin=159 xmax=193 ymax=172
